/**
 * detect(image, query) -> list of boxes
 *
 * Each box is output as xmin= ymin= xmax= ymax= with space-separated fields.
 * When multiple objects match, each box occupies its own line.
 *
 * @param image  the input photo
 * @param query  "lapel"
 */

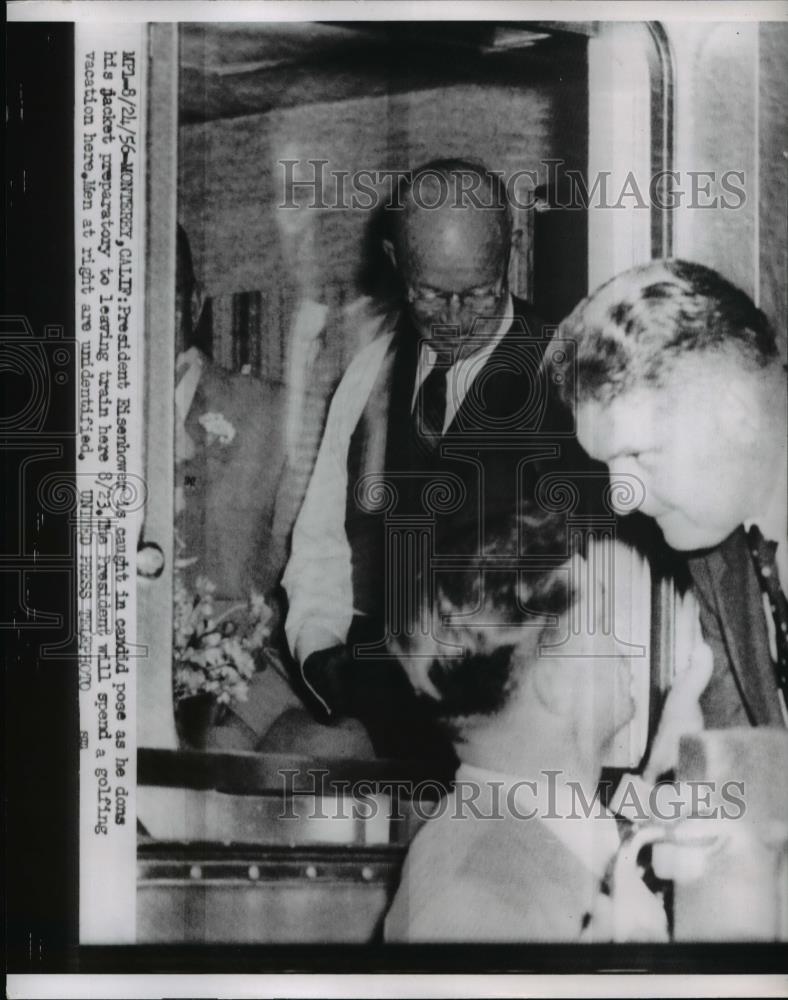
xmin=704 ymin=526 xmax=780 ymax=725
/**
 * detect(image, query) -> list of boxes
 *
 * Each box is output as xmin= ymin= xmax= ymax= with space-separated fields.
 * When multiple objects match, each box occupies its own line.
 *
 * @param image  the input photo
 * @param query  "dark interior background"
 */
xmin=178 ymin=21 xmax=589 ymax=362
xmin=176 ymin=22 xmax=590 ymax=541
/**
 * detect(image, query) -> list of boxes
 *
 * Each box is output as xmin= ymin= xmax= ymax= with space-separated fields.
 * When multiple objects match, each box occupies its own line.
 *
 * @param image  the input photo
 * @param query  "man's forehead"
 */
xmin=409 ymin=253 xmax=503 ymax=288
xmin=405 ymin=218 xmax=506 ymax=282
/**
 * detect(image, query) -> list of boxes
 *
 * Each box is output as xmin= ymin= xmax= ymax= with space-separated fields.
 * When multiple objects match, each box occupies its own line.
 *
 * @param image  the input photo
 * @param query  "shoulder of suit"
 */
xmin=390 ymin=812 xmax=587 ymax=942
xmin=460 ymin=810 xmax=582 ymax=879
xmin=406 ymin=801 xmax=578 ymax=883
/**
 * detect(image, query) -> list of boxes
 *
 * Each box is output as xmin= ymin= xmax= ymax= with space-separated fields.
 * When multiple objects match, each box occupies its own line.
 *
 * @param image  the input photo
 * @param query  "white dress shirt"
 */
xmin=282 ymin=298 xmax=514 ymax=663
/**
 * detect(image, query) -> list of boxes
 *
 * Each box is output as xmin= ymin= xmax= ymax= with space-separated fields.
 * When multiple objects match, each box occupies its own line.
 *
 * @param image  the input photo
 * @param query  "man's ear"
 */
xmin=190 ymin=281 xmax=206 ymax=331
xmin=382 ymin=238 xmax=398 ymax=271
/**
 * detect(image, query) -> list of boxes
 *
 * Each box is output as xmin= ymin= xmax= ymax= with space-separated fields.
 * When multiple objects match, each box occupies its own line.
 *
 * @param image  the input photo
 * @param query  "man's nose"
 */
xmin=606 ymin=459 xmax=647 ymax=516
xmin=446 ymin=293 xmax=463 ymax=320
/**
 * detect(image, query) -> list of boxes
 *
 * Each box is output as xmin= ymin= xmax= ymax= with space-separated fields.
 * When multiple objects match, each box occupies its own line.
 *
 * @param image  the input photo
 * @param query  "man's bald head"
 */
xmin=391 ymin=162 xmax=512 ymax=275
xmin=385 ymin=160 xmax=514 ymax=347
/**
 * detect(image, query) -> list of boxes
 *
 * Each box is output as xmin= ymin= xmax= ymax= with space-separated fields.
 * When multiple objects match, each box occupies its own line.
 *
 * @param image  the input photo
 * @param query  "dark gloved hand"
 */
xmin=298 ymin=616 xmax=383 ymax=722
xmin=300 ymin=643 xmax=355 ymax=720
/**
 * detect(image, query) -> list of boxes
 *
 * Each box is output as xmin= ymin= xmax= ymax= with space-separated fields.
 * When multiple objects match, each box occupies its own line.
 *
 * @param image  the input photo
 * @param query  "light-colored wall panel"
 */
xmin=758 ymin=21 xmax=788 ymax=356
xmin=178 ymin=80 xmax=579 ymax=323
xmin=668 ymin=18 xmax=788 ymax=354
xmin=671 ymin=23 xmax=758 ymax=299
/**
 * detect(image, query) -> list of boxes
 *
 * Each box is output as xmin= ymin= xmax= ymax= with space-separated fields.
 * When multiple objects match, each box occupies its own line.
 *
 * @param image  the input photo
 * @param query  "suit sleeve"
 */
xmin=282 ymin=333 xmax=393 ymax=663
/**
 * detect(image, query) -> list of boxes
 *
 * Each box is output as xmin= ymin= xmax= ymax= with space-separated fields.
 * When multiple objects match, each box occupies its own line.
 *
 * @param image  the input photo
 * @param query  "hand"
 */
xmin=301 ymin=644 xmax=354 ymax=720
xmin=643 ymin=624 xmax=714 ymax=784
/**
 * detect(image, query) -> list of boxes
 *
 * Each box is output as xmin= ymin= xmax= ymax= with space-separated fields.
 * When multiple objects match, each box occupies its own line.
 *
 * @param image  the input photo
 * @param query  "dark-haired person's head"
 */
xmin=557 ymin=259 xmax=786 ymax=551
xmin=384 ymin=158 xmax=515 ymax=353
xmin=394 ymin=505 xmax=637 ymax=781
xmin=175 ymin=224 xmax=206 ymax=355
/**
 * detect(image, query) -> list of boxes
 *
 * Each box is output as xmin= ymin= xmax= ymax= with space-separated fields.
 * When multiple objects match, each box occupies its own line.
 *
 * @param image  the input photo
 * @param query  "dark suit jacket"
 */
xmin=345 ymin=296 xmax=591 ymax=624
xmin=689 ymin=526 xmax=784 ymax=728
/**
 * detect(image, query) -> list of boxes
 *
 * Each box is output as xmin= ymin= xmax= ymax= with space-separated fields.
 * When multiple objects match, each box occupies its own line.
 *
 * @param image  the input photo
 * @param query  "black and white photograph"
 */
xmin=4 ymin=2 xmax=788 ymax=997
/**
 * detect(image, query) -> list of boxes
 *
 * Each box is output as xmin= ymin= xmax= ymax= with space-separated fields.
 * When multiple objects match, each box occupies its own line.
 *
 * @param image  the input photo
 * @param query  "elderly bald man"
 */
xmin=282 ymin=158 xmax=570 ymax=763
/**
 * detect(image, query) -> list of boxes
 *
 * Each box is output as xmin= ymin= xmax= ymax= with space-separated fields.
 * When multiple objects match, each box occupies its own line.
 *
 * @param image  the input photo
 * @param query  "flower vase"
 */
xmin=175 ymin=693 xmax=223 ymax=750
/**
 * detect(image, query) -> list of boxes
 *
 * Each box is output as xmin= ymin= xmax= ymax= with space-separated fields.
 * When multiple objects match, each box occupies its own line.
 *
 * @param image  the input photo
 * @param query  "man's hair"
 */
xmin=386 ymin=157 xmax=513 ymax=254
xmin=395 ymin=499 xmax=582 ymax=740
xmin=176 ymin=223 xmax=212 ymax=354
xmin=176 ymin=223 xmax=196 ymax=293
xmin=556 ymin=258 xmax=779 ymax=407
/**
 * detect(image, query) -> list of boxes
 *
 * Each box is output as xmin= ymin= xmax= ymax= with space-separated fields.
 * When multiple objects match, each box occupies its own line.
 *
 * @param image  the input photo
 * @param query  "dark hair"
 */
xmin=176 ymin=223 xmax=212 ymax=355
xmin=556 ymin=258 xmax=779 ymax=408
xmin=176 ymin=223 xmax=196 ymax=293
xmin=395 ymin=499 xmax=582 ymax=739
xmin=358 ymin=203 xmax=401 ymax=307
xmin=386 ymin=157 xmax=513 ymax=256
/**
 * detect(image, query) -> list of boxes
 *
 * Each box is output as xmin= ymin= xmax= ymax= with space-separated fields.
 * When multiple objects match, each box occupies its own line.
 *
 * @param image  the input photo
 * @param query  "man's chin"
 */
xmin=658 ymin=515 xmax=728 ymax=552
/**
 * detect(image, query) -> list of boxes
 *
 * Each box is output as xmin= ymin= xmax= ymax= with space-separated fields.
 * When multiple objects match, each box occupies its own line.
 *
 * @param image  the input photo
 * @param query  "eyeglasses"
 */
xmin=407 ymin=278 xmax=505 ymax=314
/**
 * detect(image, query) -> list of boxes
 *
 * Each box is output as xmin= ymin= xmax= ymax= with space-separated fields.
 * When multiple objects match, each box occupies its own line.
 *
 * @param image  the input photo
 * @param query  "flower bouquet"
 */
xmin=172 ymin=566 xmax=287 ymax=745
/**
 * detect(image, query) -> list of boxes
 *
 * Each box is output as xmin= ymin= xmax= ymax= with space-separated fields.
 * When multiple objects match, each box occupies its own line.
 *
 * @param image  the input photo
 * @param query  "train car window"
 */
xmin=137 ymin=21 xmax=682 ymax=942
xmin=139 ymin=20 xmax=679 ymax=760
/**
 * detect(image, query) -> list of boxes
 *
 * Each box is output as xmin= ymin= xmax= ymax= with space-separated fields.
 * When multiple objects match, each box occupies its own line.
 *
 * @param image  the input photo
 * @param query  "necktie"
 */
xmin=747 ymin=524 xmax=788 ymax=700
xmin=412 ymin=363 xmax=448 ymax=454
